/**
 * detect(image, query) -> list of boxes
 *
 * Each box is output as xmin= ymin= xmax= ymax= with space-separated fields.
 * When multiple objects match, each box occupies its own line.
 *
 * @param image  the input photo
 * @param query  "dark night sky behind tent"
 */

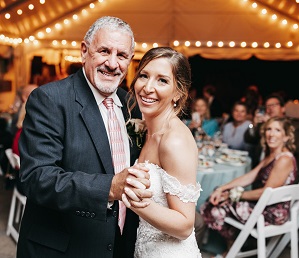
xmin=189 ymin=55 xmax=299 ymax=113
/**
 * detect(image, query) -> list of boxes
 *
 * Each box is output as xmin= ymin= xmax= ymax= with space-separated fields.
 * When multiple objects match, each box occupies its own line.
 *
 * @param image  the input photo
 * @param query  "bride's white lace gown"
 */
xmin=134 ymin=161 xmax=202 ymax=258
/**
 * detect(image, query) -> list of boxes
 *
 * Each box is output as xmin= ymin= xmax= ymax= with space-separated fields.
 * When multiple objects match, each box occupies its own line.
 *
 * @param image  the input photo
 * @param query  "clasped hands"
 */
xmin=110 ymin=163 xmax=152 ymax=209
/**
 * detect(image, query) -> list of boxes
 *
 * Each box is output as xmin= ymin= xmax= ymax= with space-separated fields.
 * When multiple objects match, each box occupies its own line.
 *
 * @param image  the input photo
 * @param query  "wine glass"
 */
xmin=213 ymin=131 xmax=222 ymax=152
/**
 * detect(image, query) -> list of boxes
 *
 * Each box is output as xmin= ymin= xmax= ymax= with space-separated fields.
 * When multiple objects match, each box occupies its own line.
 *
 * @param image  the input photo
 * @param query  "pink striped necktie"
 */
xmin=103 ymin=97 xmax=126 ymax=234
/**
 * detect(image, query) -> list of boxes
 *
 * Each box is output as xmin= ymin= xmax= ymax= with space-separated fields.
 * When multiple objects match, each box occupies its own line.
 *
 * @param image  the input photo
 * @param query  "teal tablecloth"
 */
xmin=196 ymin=157 xmax=252 ymax=211
xmin=196 ymin=157 xmax=252 ymax=255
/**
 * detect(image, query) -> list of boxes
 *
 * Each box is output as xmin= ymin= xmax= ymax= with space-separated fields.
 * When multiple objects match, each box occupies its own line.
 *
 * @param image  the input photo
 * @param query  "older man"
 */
xmin=17 ymin=16 xmax=152 ymax=258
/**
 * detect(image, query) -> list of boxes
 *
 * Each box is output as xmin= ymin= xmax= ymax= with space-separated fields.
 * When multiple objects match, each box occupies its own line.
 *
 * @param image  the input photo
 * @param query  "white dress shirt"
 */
xmin=82 ymin=68 xmax=130 ymax=169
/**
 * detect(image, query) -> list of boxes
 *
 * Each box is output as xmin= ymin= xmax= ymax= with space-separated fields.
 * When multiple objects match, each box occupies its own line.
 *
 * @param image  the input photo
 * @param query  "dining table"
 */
xmin=195 ymin=144 xmax=252 ymax=254
xmin=196 ymin=156 xmax=252 ymax=211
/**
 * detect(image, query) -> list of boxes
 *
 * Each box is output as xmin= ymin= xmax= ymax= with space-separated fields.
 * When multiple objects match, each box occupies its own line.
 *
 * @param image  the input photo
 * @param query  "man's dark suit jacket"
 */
xmin=16 ymin=69 xmax=142 ymax=258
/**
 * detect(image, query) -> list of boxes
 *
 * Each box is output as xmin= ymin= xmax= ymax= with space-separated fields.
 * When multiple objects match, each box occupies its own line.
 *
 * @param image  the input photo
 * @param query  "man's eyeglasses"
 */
xmin=265 ymin=103 xmax=280 ymax=108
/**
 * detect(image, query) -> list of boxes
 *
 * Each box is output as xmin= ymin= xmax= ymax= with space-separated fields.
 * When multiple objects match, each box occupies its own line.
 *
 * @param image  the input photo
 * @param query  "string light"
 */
xmin=229 ymin=41 xmax=235 ymax=47
xmin=0 ymin=0 xmax=298 ymax=51
xmin=218 ymin=41 xmax=224 ymax=47
xmin=195 ymin=41 xmax=201 ymax=47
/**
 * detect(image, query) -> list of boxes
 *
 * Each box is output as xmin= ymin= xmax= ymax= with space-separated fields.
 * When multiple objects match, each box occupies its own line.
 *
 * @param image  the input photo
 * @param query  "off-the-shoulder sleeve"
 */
xmin=160 ymin=170 xmax=202 ymax=203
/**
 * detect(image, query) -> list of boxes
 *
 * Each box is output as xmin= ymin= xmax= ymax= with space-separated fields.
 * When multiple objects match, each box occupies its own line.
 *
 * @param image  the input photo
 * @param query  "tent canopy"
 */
xmin=1 ymin=0 xmax=299 ymax=60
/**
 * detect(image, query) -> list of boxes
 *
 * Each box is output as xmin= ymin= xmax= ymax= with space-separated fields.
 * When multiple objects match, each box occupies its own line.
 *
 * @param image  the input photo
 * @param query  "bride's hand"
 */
xmin=127 ymin=163 xmax=151 ymax=190
xmin=121 ymin=192 xmax=150 ymax=209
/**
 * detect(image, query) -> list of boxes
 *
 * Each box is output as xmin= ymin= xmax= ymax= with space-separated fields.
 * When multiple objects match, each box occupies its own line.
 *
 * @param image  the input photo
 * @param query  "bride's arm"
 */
xmin=123 ymin=129 xmax=200 ymax=240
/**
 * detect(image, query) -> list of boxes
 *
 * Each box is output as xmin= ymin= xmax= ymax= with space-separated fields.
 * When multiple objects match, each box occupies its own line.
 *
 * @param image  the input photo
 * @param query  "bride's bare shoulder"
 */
xmin=161 ymin=119 xmax=197 ymax=150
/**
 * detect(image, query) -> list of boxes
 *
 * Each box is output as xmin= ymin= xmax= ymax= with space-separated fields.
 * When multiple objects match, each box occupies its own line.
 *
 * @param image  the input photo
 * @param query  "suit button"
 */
xmin=113 ymin=211 xmax=117 ymax=217
xmin=85 ymin=212 xmax=90 ymax=217
xmin=107 ymin=244 xmax=113 ymax=251
xmin=80 ymin=211 xmax=85 ymax=217
xmin=75 ymin=211 xmax=80 ymax=216
xmin=90 ymin=212 xmax=95 ymax=218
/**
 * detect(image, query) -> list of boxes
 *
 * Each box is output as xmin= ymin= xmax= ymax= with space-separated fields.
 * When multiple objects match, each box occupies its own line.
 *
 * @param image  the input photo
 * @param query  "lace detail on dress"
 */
xmin=144 ymin=160 xmax=202 ymax=203
xmin=161 ymin=171 xmax=202 ymax=203
xmin=134 ymin=160 xmax=202 ymax=258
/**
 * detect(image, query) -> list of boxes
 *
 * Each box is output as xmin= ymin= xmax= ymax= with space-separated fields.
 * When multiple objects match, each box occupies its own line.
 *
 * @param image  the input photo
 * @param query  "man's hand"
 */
xmin=109 ymin=163 xmax=152 ymax=204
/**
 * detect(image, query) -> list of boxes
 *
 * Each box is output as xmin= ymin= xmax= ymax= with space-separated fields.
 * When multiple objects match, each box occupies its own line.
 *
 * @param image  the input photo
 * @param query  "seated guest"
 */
xmin=12 ymin=84 xmax=38 ymax=157
xmin=200 ymin=117 xmax=297 ymax=258
xmin=202 ymin=84 xmax=223 ymax=119
xmin=188 ymin=97 xmax=219 ymax=138
xmin=12 ymin=128 xmax=21 ymax=157
xmin=194 ymin=211 xmax=207 ymax=248
xmin=240 ymin=84 xmax=263 ymax=121
xmin=180 ymin=86 xmax=198 ymax=121
xmin=0 ymin=117 xmax=13 ymax=174
xmin=244 ymin=93 xmax=285 ymax=168
xmin=11 ymin=84 xmax=37 ymax=193
xmin=222 ymin=101 xmax=253 ymax=152
xmin=285 ymin=99 xmax=299 ymax=179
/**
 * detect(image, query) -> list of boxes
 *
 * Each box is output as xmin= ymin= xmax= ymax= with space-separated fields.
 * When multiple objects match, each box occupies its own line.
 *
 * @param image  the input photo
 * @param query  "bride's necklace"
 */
xmin=146 ymin=129 xmax=165 ymax=137
xmin=146 ymin=113 xmax=175 ymax=138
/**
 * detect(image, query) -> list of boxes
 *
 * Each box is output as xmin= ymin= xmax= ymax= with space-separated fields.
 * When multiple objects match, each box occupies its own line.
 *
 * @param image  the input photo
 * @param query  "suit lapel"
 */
xmin=73 ymin=69 xmax=114 ymax=174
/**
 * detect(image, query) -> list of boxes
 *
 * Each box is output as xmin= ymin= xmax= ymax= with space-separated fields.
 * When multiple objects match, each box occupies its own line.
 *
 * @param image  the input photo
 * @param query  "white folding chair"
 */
xmin=5 ymin=148 xmax=27 ymax=243
xmin=269 ymin=200 xmax=299 ymax=258
xmin=225 ymin=185 xmax=299 ymax=258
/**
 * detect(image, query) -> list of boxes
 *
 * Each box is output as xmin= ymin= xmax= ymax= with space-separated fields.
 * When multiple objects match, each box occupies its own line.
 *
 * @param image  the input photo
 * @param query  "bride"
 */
xmin=122 ymin=47 xmax=202 ymax=258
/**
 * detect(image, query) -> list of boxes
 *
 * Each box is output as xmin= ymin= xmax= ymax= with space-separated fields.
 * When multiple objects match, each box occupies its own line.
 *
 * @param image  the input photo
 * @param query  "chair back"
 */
xmin=266 ymin=184 xmax=299 ymax=206
xmin=243 ymin=185 xmax=299 ymax=229
xmin=226 ymin=184 xmax=299 ymax=258
xmin=5 ymin=148 xmax=20 ymax=170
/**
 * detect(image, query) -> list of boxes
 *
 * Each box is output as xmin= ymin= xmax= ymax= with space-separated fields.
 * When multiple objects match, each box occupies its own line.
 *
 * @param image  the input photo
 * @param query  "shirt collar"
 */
xmin=82 ymin=67 xmax=123 ymax=108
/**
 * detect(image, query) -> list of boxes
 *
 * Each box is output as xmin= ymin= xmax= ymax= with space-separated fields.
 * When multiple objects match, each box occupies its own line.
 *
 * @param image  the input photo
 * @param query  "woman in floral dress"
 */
xmin=200 ymin=116 xmax=297 ymax=257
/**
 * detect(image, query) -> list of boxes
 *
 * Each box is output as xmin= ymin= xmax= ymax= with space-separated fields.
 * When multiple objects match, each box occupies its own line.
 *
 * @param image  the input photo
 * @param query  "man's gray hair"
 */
xmin=84 ymin=16 xmax=135 ymax=53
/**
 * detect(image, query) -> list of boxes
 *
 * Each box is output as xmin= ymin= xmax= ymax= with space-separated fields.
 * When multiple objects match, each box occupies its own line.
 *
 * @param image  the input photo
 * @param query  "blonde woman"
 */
xmin=200 ymin=117 xmax=297 ymax=258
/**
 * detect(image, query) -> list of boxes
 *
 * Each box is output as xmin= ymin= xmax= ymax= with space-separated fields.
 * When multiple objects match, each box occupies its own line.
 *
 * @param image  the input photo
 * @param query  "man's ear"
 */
xmin=81 ymin=41 xmax=88 ymax=64
xmin=130 ymin=53 xmax=135 ymax=62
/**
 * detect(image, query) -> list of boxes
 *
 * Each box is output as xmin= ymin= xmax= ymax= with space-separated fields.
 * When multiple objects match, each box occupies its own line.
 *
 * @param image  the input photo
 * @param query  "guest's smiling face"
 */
xmin=265 ymin=97 xmax=285 ymax=118
xmin=265 ymin=121 xmax=288 ymax=150
xmin=194 ymin=99 xmax=208 ymax=117
xmin=232 ymin=104 xmax=247 ymax=122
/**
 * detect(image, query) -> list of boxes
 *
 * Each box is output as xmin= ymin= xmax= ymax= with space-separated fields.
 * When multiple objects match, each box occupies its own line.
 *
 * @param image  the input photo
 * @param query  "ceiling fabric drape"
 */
xmin=1 ymin=0 xmax=299 ymax=60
